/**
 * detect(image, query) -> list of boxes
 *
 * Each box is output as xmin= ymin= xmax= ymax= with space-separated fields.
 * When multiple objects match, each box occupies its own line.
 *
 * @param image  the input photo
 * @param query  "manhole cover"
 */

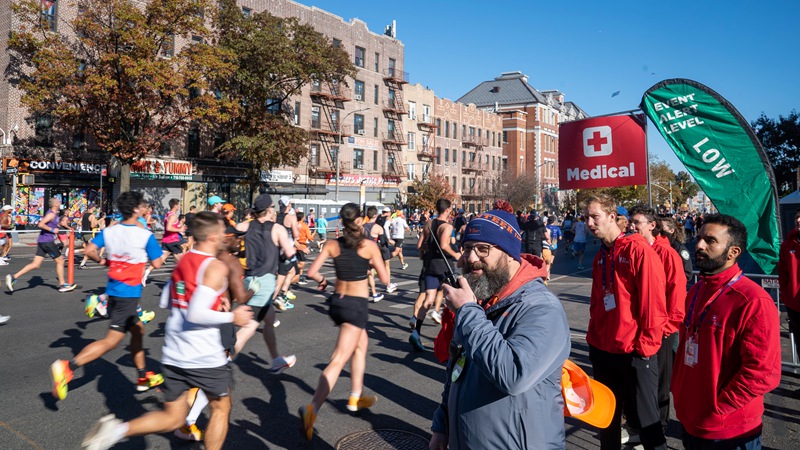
xmin=336 ymin=429 xmax=429 ymax=450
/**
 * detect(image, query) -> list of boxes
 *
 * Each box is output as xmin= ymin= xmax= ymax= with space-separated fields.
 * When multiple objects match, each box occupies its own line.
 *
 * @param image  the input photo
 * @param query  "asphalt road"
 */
xmin=0 ymin=237 xmax=798 ymax=449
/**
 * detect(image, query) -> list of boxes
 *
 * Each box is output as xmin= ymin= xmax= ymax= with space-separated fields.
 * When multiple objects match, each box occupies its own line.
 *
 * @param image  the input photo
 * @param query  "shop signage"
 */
xmin=130 ymin=158 xmax=193 ymax=181
xmin=326 ymin=173 xmax=400 ymax=187
xmin=347 ymin=135 xmax=380 ymax=151
xmin=260 ymin=170 xmax=294 ymax=184
xmin=3 ymin=159 xmax=107 ymax=175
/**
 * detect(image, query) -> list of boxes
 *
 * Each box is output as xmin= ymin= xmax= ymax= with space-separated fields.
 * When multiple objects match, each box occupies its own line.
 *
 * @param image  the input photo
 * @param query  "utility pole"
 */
xmin=335 ymin=107 xmax=369 ymax=202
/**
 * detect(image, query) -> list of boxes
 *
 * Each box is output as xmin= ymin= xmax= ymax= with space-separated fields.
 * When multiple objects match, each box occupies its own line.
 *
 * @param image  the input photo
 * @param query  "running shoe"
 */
xmin=371 ymin=293 xmax=384 ymax=303
xmin=273 ymin=298 xmax=287 ymax=311
xmin=409 ymin=330 xmax=425 ymax=352
xmin=386 ymin=283 xmax=398 ymax=293
xmin=58 ymin=283 xmax=77 ymax=293
xmin=431 ymin=310 xmax=442 ymax=324
xmin=346 ymin=395 xmax=378 ymax=412
xmin=82 ymin=414 xmax=123 ymax=450
xmin=78 ymin=263 xmax=87 ymax=270
xmin=270 ymin=355 xmax=297 ymax=374
xmin=273 ymin=319 xmax=281 ymax=328
xmin=282 ymin=298 xmax=295 ymax=309
xmin=174 ymin=423 xmax=204 ymax=441
xmin=299 ymin=403 xmax=317 ymax=441
xmin=1 ymin=256 xmax=9 ymax=262
xmin=136 ymin=371 xmax=164 ymax=392
xmin=85 ymin=295 xmax=100 ymax=319
xmin=402 ymin=263 xmax=409 ymax=270
xmin=5 ymin=274 xmax=15 ymax=292
xmin=0 ymin=314 xmax=9 ymax=324
xmin=50 ymin=359 xmax=74 ymax=400
xmin=95 ymin=299 xmax=108 ymax=318
xmin=409 ymin=316 xmax=417 ymax=330
xmin=0 ymin=259 xmax=7 ymax=266
xmin=283 ymin=290 xmax=297 ymax=301
xmin=298 ymin=276 xmax=308 ymax=285
xmin=141 ymin=268 xmax=151 ymax=287
xmin=138 ymin=310 xmax=155 ymax=324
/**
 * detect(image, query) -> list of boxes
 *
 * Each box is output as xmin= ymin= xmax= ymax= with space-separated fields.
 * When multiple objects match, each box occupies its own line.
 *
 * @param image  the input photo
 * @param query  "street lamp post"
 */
xmin=335 ymin=107 xmax=370 ymax=202
xmin=534 ymin=160 xmax=556 ymax=209
xmin=651 ymin=181 xmax=673 ymax=213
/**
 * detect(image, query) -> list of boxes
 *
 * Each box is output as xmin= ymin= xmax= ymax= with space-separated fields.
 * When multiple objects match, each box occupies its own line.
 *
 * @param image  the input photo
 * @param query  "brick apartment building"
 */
xmin=458 ymin=71 xmax=588 ymax=210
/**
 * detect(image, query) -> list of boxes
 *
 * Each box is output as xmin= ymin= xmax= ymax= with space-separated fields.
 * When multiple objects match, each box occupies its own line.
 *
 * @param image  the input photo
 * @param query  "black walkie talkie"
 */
xmin=430 ymin=228 xmax=459 ymax=286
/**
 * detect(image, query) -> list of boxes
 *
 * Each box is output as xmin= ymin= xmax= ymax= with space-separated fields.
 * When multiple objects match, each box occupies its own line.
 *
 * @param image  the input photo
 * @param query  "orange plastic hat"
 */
xmin=561 ymin=359 xmax=616 ymax=429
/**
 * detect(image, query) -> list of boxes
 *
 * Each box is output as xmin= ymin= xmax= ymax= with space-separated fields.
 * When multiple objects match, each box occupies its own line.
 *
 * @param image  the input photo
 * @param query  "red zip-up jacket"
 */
xmin=672 ymin=264 xmax=781 ymax=440
xmin=587 ymin=233 xmax=668 ymax=357
xmin=778 ymin=228 xmax=800 ymax=312
xmin=652 ymin=235 xmax=687 ymax=335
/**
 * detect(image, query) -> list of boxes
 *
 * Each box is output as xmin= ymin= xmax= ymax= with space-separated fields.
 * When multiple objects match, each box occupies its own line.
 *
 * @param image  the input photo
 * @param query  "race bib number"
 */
xmin=684 ymin=337 xmax=698 ymax=367
xmin=603 ymin=293 xmax=616 ymax=312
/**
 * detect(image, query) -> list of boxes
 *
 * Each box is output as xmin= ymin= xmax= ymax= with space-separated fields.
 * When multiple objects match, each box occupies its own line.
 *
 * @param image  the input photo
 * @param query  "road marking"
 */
xmin=0 ymin=421 xmax=43 ymax=450
xmin=570 ymin=333 xmax=587 ymax=340
xmin=389 ymin=304 xmax=413 ymax=309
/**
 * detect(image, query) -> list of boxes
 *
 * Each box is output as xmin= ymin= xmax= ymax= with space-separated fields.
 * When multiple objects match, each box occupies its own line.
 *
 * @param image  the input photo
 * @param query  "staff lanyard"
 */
xmin=685 ymin=270 xmax=743 ymax=335
xmin=600 ymin=234 xmax=623 ymax=293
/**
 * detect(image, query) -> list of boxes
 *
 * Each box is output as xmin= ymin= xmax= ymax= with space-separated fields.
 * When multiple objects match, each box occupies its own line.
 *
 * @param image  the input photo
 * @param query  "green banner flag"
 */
xmin=641 ymin=78 xmax=781 ymax=274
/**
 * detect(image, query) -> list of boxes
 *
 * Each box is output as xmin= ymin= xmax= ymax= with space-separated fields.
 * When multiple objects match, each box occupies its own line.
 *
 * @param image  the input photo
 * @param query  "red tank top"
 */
xmin=170 ymin=251 xmax=223 ymax=311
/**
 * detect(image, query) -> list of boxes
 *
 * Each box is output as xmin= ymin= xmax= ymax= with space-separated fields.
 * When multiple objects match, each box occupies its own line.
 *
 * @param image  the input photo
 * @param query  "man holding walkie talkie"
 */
xmin=409 ymin=198 xmax=461 ymax=351
xmin=429 ymin=207 xmax=571 ymax=449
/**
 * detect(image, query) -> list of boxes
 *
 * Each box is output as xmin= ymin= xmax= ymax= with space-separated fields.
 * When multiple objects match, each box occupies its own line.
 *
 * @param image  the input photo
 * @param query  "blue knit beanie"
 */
xmin=463 ymin=210 xmax=522 ymax=261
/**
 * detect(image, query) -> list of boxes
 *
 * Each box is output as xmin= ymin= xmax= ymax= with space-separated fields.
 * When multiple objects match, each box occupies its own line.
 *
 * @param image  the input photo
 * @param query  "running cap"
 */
xmin=2 ymin=205 xmax=12 ymax=211
xmin=252 ymin=194 xmax=273 ymax=212
xmin=561 ymin=359 xmax=615 ymax=429
xmin=208 ymin=195 xmax=225 ymax=206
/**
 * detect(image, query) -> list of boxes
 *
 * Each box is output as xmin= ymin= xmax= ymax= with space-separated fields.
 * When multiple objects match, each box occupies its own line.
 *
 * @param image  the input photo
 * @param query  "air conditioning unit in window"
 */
xmin=355 ymin=94 xmax=363 ymax=101
xmin=356 ymin=164 xmax=364 ymax=169
xmin=357 ymin=129 xmax=366 ymax=135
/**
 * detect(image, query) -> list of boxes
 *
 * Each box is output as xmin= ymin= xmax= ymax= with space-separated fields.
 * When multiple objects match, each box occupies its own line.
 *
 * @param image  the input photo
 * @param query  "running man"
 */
xmin=389 ymin=210 xmax=410 ymax=269
xmin=273 ymin=197 xmax=299 ymax=309
xmin=294 ymin=211 xmax=313 ymax=285
xmin=315 ymin=213 xmax=329 ymax=250
xmin=50 ymin=191 xmax=165 ymax=401
xmin=6 ymin=197 xmax=76 ymax=293
xmin=79 ymin=204 xmax=99 ymax=269
xmin=80 ymin=212 xmax=253 ymax=450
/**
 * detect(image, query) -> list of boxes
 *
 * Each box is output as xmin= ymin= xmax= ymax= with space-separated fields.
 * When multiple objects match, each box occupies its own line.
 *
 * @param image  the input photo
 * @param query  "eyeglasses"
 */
xmin=630 ymin=219 xmax=651 ymax=226
xmin=462 ymin=243 xmax=497 ymax=258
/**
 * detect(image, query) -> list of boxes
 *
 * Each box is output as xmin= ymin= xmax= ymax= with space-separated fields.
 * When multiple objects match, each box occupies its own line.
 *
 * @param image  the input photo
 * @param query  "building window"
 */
xmin=452 ymin=149 xmax=457 ymax=164
xmin=214 ymin=132 xmax=226 ymax=149
xmin=354 ymin=80 xmax=365 ymax=101
xmin=503 ymin=131 xmax=508 ymax=144
xmin=492 ymin=156 xmax=495 ymax=170
xmin=407 ymin=132 xmax=415 ymax=150
xmin=311 ymin=106 xmax=320 ymax=128
xmin=492 ymin=132 xmax=496 ymax=146
xmin=388 ymin=58 xmax=396 ymax=77
xmin=502 ymin=157 xmax=508 ymax=171
xmin=353 ymin=149 xmax=364 ymax=169
xmin=407 ymin=163 xmax=415 ymax=181
xmin=161 ymin=34 xmax=175 ymax=57
xmin=310 ymin=144 xmax=319 ymax=166
xmin=388 ymin=152 xmax=396 ymax=172
xmin=355 ymin=46 xmax=366 ymax=67
xmin=423 ymin=105 xmax=431 ymax=122
xmin=462 ymin=150 xmax=466 ymax=164
xmin=330 ymin=109 xmax=339 ymax=131
xmin=373 ymin=150 xmax=379 ymax=171
xmin=436 ymin=147 xmax=441 ymax=165
xmin=462 ymin=124 xmax=466 ymax=137
xmin=445 ymin=121 xmax=450 ymax=138
xmin=374 ymin=84 xmax=379 ymax=105
xmin=242 ymin=7 xmax=251 ymax=17
xmin=353 ymin=114 xmax=365 ymax=134
xmin=452 ymin=176 xmax=457 ymax=191
xmin=453 ymin=122 xmax=457 ymax=139
xmin=294 ymin=102 xmax=301 ymax=125
xmin=191 ymin=35 xmax=204 ymax=45
xmin=408 ymin=101 xmax=416 ymax=120
xmin=34 ymin=114 xmax=53 ymax=146
xmin=332 ymin=38 xmax=341 ymax=48
xmin=266 ymin=98 xmax=280 ymax=115
xmin=462 ymin=177 xmax=466 ymax=191
xmin=373 ymin=117 xmax=378 ymax=137
xmin=444 ymin=148 xmax=449 ymax=165
xmin=436 ymin=119 xmax=441 ymax=136
xmin=469 ymin=126 xmax=476 ymax=137
xmin=187 ymin=127 xmax=200 ymax=157
xmin=41 ymin=1 xmax=58 ymax=32
xmin=374 ymin=52 xmax=380 ymax=72
xmin=388 ymin=119 xmax=395 ymax=136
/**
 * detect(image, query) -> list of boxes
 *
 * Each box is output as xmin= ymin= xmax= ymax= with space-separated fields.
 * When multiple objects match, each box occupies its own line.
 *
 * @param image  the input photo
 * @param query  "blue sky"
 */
xmin=300 ymin=0 xmax=799 ymax=173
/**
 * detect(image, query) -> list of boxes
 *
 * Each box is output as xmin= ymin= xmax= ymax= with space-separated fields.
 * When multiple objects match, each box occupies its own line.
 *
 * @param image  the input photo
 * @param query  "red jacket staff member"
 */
xmin=584 ymin=194 xmax=668 ymax=450
xmin=673 ymin=214 xmax=780 ymax=449
xmin=778 ymin=209 xmax=800 ymax=371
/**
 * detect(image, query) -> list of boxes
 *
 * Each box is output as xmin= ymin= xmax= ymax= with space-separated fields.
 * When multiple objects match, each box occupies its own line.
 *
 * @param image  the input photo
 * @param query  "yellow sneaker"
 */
xmin=85 ymin=295 xmax=99 ymax=319
xmin=174 ymin=423 xmax=204 ymax=441
xmin=284 ymin=290 xmax=297 ymax=300
xmin=299 ymin=403 xmax=316 ymax=441
xmin=50 ymin=359 xmax=74 ymax=400
xmin=346 ymin=395 xmax=377 ymax=412
xmin=136 ymin=371 xmax=164 ymax=392
xmin=139 ymin=310 xmax=155 ymax=324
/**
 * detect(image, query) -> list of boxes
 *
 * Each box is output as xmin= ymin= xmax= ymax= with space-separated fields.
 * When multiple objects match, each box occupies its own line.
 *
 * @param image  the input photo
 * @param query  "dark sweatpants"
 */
xmin=589 ymin=345 xmax=667 ymax=450
xmin=657 ymin=332 xmax=678 ymax=429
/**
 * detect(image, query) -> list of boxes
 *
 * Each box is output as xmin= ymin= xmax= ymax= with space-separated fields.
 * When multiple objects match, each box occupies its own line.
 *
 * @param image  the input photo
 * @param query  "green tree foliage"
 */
xmin=213 ymin=0 xmax=355 ymax=180
xmin=407 ymin=173 xmax=455 ymax=212
xmin=8 ymin=0 xmax=234 ymax=191
xmin=752 ymin=110 xmax=800 ymax=196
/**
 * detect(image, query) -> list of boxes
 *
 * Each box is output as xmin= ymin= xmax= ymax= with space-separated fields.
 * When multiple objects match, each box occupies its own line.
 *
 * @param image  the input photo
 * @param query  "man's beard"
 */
xmin=463 ymin=257 xmax=511 ymax=300
xmin=695 ymin=247 xmax=728 ymax=274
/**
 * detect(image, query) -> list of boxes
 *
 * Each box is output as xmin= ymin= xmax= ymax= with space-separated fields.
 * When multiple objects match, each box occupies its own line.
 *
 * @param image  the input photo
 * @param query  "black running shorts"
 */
xmin=108 ymin=296 xmax=140 ymax=332
xmin=296 ymin=251 xmax=306 ymax=262
xmin=36 ymin=241 xmax=62 ymax=259
xmin=162 ymin=241 xmax=184 ymax=255
xmin=161 ymin=364 xmax=232 ymax=402
xmin=393 ymin=239 xmax=404 ymax=250
xmin=329 ymin=294 xmax=369 ymax=329
xmin=278 ymin=258 xmax=297 ymax=276
xmin=249 ymin=304 xmax=272 ymax=323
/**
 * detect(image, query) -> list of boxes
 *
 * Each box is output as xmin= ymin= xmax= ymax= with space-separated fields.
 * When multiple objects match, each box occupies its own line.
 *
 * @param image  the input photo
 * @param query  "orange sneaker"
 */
xmin=50 ymin=359 xmax=74 ymax=400
xmin=346 ymin=395 xmax=377 ymax=412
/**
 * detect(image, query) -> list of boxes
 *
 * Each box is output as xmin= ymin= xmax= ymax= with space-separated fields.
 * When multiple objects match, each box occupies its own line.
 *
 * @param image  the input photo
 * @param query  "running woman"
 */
xmin=50 ymin=191 xmax=165 ymax=401
xmin=300 ymin=203 xmax=389 ymax=441
xmin=0 ymin=204 xmax=14 ymax=264
xmin=80 ymin=212 xmax=253 ymax=450
xmin=6 ymin=197 xmax=76 ymax=293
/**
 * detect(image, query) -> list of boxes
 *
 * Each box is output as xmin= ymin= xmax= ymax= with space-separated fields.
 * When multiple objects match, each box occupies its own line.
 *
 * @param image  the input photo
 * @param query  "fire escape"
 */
xmin=308 ymin=80 xmax=351 ymax=180
xmin=382 ymin=68 xmax=408 ymax=180
xmin=416 ymin=116 xmax=437 ymax=177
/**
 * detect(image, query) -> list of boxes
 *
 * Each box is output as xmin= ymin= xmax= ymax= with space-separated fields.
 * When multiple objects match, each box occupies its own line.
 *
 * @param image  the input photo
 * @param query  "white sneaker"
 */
xmin=270 ymin=355 xmax=297 ymax=374
xmin=621 ymin=424 xmax=641 ymax=444
xmin=273 ymin=298 xmax=287 ymax=311
xmin=142 ymin=268 xmax=151 ymax=287
xmin=82 ymin=414 xmax=124 ymax=450
xmin=95 ymin=301 xmax=108 ymax=318
xmin=0 ymin=314 xmax=9 ymax=324
xmin=0 ymin=260 xmax=8 ymax=266
xmin=371 ymin=293 xmax=384 ymax=303
xmin=431 ymin=310 xmax=442 ymax=324
xmin=386 ymin=283 xmax=398 ymax=293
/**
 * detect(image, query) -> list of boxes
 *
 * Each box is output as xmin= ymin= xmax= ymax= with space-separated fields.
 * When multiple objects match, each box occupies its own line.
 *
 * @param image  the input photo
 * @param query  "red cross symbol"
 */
xmin=587 ymin=131 xmax=608 ymax=152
